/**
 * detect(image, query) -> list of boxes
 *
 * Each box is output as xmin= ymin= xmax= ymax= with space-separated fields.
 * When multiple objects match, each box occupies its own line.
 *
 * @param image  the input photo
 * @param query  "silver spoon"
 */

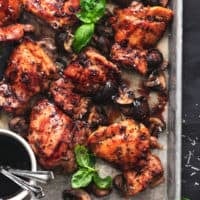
xmin=0 ymin=168 xmax=45 ymax=198
xmin=5 ymin=167 xmax=54 ymax=184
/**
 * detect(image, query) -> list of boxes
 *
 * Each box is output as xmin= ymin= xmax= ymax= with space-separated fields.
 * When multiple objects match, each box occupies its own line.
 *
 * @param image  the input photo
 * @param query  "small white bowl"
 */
xmin=0 ymin=129 xmax=37 ymax=200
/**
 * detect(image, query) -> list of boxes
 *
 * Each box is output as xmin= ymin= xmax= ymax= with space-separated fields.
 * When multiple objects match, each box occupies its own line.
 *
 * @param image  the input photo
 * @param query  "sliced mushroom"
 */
xmin=115 ymin=93 xmax=150 ymax=123
xmin=8 ymin=117 xmax=29 ymax=137
xmin=131 ymin=96 xmax=150 ymax=122
xmin=55 ymin=30 xmax=74 ymax=53
xmin=89 ymin=183 xmax=112 ymax=197
xmin=114 ymin=87 xmax=135 ymax=105
xmin=113 ymin=174 xmax=126 ymax=194
xmin=149 ymin=117 xmax=166 ymax=137
xmin=93 ymin=81 xmax=118 ymax=104
xmin=142 ymin=0 xmax=168 ymax=7
xmin=92 ymin=14 xmax=114 ymax=55
xmin=147 ymin=49 xmax=163 ymax=72
xmin=144 ymin=72 xmax=167 ymax=91
xmin=63 ymin=189 xmax=91 ymax=200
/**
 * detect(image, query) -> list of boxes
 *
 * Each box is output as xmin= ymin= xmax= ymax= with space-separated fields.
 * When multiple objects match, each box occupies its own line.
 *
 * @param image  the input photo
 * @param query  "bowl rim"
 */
xmin=0 ymin=128 xmax=37 ymax=200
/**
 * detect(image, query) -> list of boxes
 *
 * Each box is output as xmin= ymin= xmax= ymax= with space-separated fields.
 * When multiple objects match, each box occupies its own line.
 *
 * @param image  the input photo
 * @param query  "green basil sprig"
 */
xmin=72 ymin=0 xmax=106 ymax=53
xmin=71 ymin=145 xmax=112 ymax=189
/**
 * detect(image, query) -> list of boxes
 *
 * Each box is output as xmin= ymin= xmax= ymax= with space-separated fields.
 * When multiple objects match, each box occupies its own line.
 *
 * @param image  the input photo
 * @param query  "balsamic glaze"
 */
xmin=0 ymin=135 xmax=31 ymax=198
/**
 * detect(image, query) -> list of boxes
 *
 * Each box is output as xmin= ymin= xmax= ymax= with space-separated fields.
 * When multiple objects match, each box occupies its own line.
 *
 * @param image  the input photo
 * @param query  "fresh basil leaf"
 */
xmin=72 ymin=23 xmax=94 ymax=53
xmin=74 ymin=145 xmax=95 ymax=168
xmin=93 ymin=173 xmax=112 ymax=189
xmin=77 ymin=0 xmax=106 ymax=23
xmin=71 ymin=168 xmax=94 ymax=188
xmin=182 ymin=198 xmax=190 ymax=200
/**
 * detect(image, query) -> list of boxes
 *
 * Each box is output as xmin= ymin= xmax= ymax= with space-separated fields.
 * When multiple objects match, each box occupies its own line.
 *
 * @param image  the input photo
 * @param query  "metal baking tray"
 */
xmin=0 ymin=0 xmax=182 ymax=199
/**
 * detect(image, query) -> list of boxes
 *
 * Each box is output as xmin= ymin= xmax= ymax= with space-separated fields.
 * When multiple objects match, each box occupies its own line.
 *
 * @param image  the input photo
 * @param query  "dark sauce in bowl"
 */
xmin=0 ymin=135 xmax=31 ymax=198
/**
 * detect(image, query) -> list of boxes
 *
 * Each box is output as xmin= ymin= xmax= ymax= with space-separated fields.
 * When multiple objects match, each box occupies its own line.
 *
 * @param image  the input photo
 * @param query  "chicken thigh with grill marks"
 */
xmin=23 ymin=0 xmax=80 ymax=29
xmin=111 ymin=43 xmax=163 ymax=75
xmin=50 ymin=78 xmax=107 ymax=128
xmin=114 ymin=153 xmax=164 ymax=197
xmin=110 ymin=2 xmax=173 ymax=49
xmin=28 ymin=99 xmax=90 ymax=172
xmin=64 ymin=48 xmax=121 ymax=96
xmin=0 ymin=0 xmax=34 ymax=41
xmin=0 ymin=40 xmax=57 ymax=115
xmin=88 ymin=119 xmax=157 ymax=170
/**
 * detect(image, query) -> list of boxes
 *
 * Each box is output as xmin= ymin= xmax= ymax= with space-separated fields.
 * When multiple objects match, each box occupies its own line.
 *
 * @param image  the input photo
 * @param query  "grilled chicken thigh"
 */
xmin=0 ymin=24 xmax=34 ymax=42
xmin=0 ymin=0 xmax=21 ymax=26
xmin=110 ymin=2 xmax=173 ymax=49
xmin=50 ymin=78 xmax=107 ymax=128
xmin=0 ymin=0 xmax=34 ymax=41
xmin=23 ymin=0 xmax=80 ymax=29
xmin=111 ymin=43 xmax=164 ymax=74
xmin=50 ymin=78 xmax=91 ymax=119
xmin=64 ymin=48 xmax=121 ymax=95
xmin=114 ymin=153 xmax=164 ymax=197
xmin=0 ymin=40 xmax=57 ymax=114
xmin=0 ymin=82 xmax=26 ymax=114
xmin=28 ymin=99 xmax=74 ymax=171
xmin=28 ymin=99 xmax=90 ymax=172
xmin=88 ymin=119 xmax=151 ymax=170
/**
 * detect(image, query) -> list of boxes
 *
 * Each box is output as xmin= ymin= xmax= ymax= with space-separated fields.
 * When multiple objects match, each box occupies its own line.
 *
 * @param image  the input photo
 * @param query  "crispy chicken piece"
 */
xmin=111 ymin=43 xmax=148 ymax=74
xmin=88 ymin=119 xmax=151 ymax=170
xmin=114 ymin=153 xmax=164 ymax=197
xmin=0 ymin=0 xmax=34 ymax=41
xmin=0 ymin=0 xmax=22 ymax=26
xmin=0 ymin=24 xmax=34 ymax=42
xmin=111 ymin=43 xmax=164 ymax=75
xmin=0 ymin=82 xmax=26 ymax=114
xmin=110 ymin=2 xmax=173 ymax=48
xmin=28 ymin=99 xmax=73 ymax=166
xmin=0 ymin=40 xmax=57 ymax=114
xmin=23 ymin=0 xmax=80 ymax=29
xmin=5 ymin=40 xmax=57 ymax=102
xmin=50 ymin=78 xmax=91 ymax=119
xmin=64 ymin=48 xmax=121 ymax=95
xmin=50 ymin=78 xmax=107 ymax=128
xmin=28 ymin=99 xmax=90 ymax=172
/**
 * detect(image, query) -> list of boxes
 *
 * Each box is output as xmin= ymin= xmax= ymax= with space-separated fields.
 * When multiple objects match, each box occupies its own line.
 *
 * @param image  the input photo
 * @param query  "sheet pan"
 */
xmin=0 ymin=0 xmax=182 ymax=199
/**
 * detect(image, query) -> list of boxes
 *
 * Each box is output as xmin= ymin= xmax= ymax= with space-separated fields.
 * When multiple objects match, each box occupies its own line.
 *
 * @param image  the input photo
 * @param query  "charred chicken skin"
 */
xmin=28 ymin=99 xmax=90 ymax=172
xmin=88 ymin=119 xmax=152 ymax=170
xmin=0 ymin=82 xmax=26 ymax=114
xmin=50 ymin=78 xmax=91 ymax=119
xmin=114 ymin=153 xmax=164 ymax=197
xmin=50 ymin=78 xmax=107 ymax=128
xmin=64 ymin=48 xmax=121 ymax=95
xmin=111 ymin=43 xmax=163 ymax=75
xmin=0 ymin=0 xmax=21 ymax=26
xmin=110 ymin=2 xmax=173 ymax=49
xmin=23 ymin=0 xmax=80 ymax=29
xmin=0 ymin=0 xmax=34 ymax=41
xmin=0 ymin=40 xmax=57 ymax=114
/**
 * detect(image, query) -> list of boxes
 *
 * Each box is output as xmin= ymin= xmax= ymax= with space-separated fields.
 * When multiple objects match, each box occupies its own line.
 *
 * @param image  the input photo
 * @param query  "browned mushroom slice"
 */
xmin=114 ymin=88 xmax=150 ymax=123
xmin=88 ymin=183 xmax=112 ymax=197
xmin=144 ymin=71 xmax=167 ymax=91
xmin=8 ymin=116 xmax=29 ymax=137
xmin=63 ymin=189 xmax=91 ymax=200
xmin=149 ymin=117 xmax=166 ymax=137
xmin=114 ymin=153 xmax=164 ymax=197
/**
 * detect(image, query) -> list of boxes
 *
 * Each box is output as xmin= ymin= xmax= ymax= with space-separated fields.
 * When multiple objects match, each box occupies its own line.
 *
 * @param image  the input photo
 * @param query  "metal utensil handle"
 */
xmin=0 ymin=168 xmax=45 ymax=198
xmin=8 ymin=168 xmax=54 ymax=183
